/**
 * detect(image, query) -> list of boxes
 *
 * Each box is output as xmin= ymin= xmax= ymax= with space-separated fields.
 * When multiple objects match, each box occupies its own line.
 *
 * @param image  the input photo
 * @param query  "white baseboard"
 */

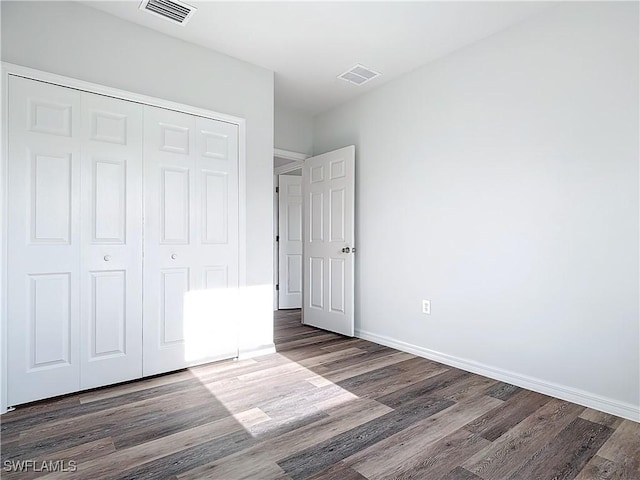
xmin=238 ymin=343 xmax=276 ymax=360
xmin=356 ymin=329 xmax=640 ymax=423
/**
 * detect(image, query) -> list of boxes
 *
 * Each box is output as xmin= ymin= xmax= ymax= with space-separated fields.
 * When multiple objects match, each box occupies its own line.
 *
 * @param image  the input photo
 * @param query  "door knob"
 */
xmin=103 ymin=255 xmax=111 ymax=262
xmin=171 ymin=253 xmax=177 ymax=260
xmin=341 ymin=247 xmax=350 ymax=253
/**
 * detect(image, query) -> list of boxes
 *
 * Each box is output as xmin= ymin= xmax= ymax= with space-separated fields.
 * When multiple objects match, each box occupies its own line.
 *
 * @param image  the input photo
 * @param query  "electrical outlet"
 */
xmin=422 ymin=300 xmax=431 ymax=315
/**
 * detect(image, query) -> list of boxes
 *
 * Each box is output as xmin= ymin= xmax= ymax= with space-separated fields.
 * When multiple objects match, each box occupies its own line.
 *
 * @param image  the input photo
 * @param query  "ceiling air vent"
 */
xmin=337 ymin=64 xmax=381 ymax=86
xmin=139 ymin=0 xmax=197 ymax=26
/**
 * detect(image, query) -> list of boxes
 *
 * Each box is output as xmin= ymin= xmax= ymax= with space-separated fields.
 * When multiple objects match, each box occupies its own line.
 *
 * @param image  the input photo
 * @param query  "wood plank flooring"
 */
xmin=1 ymin=309 xmax=638 ymax=479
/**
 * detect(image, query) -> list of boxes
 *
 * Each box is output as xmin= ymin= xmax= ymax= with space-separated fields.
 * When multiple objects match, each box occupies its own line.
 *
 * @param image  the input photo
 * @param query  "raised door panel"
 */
xmin=90 ymin=271 xmax=126 ymax=358
xmin=160 ymin=124 xmax=190 ymax=155
xmin=329 ymin=158 xmax=346 ymax=180
xmin=204 ymin=266 xmax=228 ymax=289
xmin=80 ymin=91 xmax=143 ymax=389
xmin=201 ymin=130 xmax=228 ymax=160
xmin=310 ymin=192 xmax=324 ymax=242
xmin=7 ymin=76 xmax=82 ymax=405
xmin=286 ymin=255 xmax=302 ymax=295
xmin=30 ymin=152 xmax=72 ymax=244
xmin=28 ymin=273 xmax=72 ymax=368
xmin=91 ymin=111 xmax=127 ymax=145
xmin=161 ymin=167 xmax=190 ymax=244
xmin=28 ymin=98 xmax=72 ymax=137
xmin=202 ymin=171 xmax=228 ymax=245
xmin=160 ymin=269 xmax=189 ymax=346
xmin=309 ymin=257 xmax=324 ymax=310
xmin=329 ymin=188 xmax=345 ymax=243
xmin=287 ymin=203 xmax=302 ymax=242
xmin=93 ymin=158 xmax=126 ymax=243
xmin=329 ymin=258 xmax=345 ymax=314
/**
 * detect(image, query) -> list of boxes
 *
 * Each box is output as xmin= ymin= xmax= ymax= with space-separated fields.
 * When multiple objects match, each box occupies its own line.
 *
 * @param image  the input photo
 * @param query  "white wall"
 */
xmin=1 ymin=2 xmax=275 ymax=367
xmin=275 ymin=104 xmax=314 ymax=155
xmin=314 ymin=2 xmax=639 ymax=419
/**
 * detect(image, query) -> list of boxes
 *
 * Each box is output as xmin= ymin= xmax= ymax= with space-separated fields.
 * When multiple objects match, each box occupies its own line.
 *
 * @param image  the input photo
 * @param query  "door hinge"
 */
xmin=276 ymin=186 xmax=279 ymax=193
xmin=276 ymin=235 xmax=279 ymax=242
xmin=276 ymin=284 xmax=280 ymax=291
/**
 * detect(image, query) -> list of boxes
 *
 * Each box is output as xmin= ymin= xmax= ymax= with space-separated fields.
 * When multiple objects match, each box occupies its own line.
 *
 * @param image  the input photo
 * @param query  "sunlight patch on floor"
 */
xmin=187 ymin=351 xmax=362 ymax=438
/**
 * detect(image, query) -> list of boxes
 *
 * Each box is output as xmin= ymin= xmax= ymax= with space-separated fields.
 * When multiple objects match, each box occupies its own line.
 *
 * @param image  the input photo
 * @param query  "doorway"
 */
xmin=277 ymin=169 xmax=303 ymax=309
xmin=273 ymin=149 xmax=308 ymax=311
xmin=273 ymin=146 xmax=356 ymax=337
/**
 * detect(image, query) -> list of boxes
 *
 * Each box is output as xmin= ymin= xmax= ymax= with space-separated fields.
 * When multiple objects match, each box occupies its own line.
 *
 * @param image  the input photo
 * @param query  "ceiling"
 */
xmin=85 ymin=1 xmax=553 ymax=116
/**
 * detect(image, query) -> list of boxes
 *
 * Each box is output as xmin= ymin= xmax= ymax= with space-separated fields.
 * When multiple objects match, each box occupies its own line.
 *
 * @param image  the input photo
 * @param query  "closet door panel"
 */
xmin=143 ymin=107 xmax=239 ymax=376
xmin=7 ymin=76 xmax=82 ymax=405
xmin=189 ymin=117 xmax=239 ymax=364
xmin=79 ymin=92 xmax=144 ymax=389
xmin=143 ymin=107 xmax=196 ymax=375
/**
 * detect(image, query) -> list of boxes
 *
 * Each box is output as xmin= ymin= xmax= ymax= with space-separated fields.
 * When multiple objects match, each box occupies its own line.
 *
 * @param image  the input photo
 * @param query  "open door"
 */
xmin=278 ymin=174 xmax=303 ymax=309
xmin=303 ymin=146 xmax=355 ymax=336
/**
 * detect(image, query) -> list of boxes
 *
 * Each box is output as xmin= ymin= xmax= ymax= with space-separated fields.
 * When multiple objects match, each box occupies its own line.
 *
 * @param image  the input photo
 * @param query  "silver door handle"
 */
xmin=341 ymin=247 xmax=350 ymax=253
xmin=103 ymin=255 xmax=111 ymax=262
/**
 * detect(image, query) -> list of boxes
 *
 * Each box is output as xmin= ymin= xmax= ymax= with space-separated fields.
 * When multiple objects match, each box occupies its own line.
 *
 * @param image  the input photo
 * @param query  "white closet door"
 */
xmin=7 ymin=76 xmax=82 ymax=405
xmin=143 ymin=106 xmax=239 ymax=376
xmin=79 ymin=92 xmax=143 ymax=389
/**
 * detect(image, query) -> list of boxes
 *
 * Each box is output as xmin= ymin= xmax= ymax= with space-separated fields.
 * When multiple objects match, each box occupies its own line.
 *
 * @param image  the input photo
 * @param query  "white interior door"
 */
xmin=143 ymin=106 xmax=239 ymax=376
xmin=7 ymin=76 xmax=82 ymax=405
xmin=278 ymin=174 xmax=303 ymax=309
xmin=303 ymin=146 xmax=355 ymax=336
xmin=79 ymin=91 xmax=144 ymax=389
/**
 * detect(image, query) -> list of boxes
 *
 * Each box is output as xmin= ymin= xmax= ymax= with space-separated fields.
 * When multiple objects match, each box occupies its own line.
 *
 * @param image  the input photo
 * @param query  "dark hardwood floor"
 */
xmin=1 ymin=309 xmax=638 ymax=479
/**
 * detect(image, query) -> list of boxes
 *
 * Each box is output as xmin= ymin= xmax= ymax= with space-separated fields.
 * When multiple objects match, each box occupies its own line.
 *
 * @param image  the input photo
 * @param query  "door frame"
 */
xmin=273 ymin=149 xmax=309 ymax=310
xmin=0 ymin=62 xmax=248 ymax=414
